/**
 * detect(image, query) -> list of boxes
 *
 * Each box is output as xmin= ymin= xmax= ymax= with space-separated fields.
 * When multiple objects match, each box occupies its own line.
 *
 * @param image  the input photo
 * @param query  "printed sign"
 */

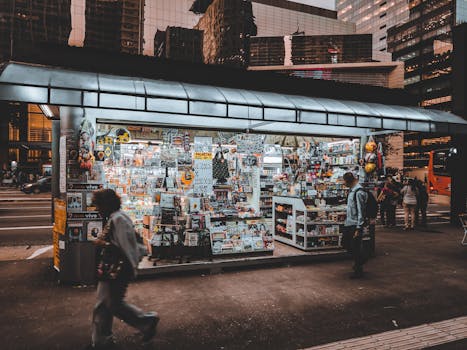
xmin=193 ymin=137 xmax=213 ymax=195
xmin=236 ymin=134 xmax=264 ymax=154
xmin=67 ymin=183 xmax=103 ymax=191
xmin=53 ymin=198 xmax=67 ymax=235
xmin=67 ymin=212 xmax=101 ymax=220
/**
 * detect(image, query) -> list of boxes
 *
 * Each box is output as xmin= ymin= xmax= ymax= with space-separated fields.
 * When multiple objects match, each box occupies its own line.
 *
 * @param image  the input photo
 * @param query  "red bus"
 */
xmin=428 ymin=149 xmax=451 ymax=196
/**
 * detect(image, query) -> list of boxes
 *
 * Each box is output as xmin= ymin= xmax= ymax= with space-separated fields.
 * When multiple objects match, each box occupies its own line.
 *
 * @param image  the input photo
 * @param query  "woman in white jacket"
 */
xmin=401 ymin=179 xmax=419 ymax=230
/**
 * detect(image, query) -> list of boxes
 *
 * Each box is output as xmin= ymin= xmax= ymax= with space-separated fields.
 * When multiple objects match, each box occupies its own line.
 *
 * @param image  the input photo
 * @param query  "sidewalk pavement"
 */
xmin=1 ymin=224 xmax=466 ymax=350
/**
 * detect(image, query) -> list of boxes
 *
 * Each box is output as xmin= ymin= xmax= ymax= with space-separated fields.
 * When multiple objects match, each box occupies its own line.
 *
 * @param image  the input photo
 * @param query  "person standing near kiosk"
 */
xmin=342 ymin=172 xmax=368 ymax=279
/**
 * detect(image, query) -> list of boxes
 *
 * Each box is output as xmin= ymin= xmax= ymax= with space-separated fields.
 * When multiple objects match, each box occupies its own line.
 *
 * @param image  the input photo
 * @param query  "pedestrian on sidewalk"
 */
xmin=380 ymin=176 xmax=399 ymax=227
xmin=90 ymin=189 xmax=159 ymax=349
xmin=401 ymin=179 xmax=419 ymax=230
xmin=415 ymin=178 xmax=428 ymax=226
xmin=343 ymin=172 xmax=368 ymax=279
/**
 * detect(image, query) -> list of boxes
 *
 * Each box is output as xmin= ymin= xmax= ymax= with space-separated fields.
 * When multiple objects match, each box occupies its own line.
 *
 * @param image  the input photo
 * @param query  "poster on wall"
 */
xmin=193 ymin=136 xmax=213 ymax=196
xmin=53 ymin=198 xmax=66 ymax=272
xmin=67 ymin=193 xmax=82 ymax=212
xmin=236 ymin=134 xmax=265 ymax=154
xmin=87 ymin=221 xmax=102 ymax=241
xmin=59 ymin=136 xmax=67 ymax=193
xmin=67 ymin=222 xmax=84 ymax=242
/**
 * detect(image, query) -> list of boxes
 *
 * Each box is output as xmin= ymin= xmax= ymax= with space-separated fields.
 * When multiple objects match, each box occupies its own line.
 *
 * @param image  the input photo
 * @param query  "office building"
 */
xmin=84 ymin=0 xmax=145 ymax=55
xmin=249 ymin=34 xmax=372 ymax=66
xmin=336 ymin=0 xmax=409 ymax=61
xmin=0 ymin=0 xmax=71 ymax=60
xmin=154 ymin=26 xmax=203 ymax=63
xmin=194 ymin=0 xmax=257 ymax=67
xmin=387 ymin=0 xmax=467 ymax=170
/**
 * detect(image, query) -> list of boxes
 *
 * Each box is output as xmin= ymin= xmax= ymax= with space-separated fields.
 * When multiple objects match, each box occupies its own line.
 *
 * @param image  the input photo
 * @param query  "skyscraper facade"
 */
xmin=387 ymin=0 xmax=467 ymax=170
xmin=0 ymin=0 xmax=72 ymax=60
xmin=84 ymin=0 xmax=145 ymax=55
xmin=336 ymin=0 xmax=409 ymax=61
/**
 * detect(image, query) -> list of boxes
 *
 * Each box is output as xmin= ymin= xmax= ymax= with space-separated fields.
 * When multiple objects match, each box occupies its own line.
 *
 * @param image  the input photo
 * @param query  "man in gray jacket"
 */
xmin=343 ymin=172 xmax=368 ymax=279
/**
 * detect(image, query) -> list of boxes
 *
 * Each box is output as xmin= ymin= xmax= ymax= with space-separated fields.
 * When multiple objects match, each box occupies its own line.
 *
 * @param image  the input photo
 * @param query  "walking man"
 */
xmin=343 ymin=172 xmax=368 ymax=279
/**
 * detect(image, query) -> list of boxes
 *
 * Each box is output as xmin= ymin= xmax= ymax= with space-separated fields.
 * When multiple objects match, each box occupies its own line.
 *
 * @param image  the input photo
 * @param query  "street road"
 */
xmin=0 ymin=188 xmax=52 ymax=247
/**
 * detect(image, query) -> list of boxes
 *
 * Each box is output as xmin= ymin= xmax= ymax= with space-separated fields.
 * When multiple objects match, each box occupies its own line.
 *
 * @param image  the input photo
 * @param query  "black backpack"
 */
xmin=353 ymin=188 xmax=378 ymax=219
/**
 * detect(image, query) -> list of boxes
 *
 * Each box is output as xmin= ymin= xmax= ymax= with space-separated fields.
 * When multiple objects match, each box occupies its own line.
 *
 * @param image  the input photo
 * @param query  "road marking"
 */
xmin=302 ymin=316 xmax=467 ymax=350
xmin=0 ymin=225 xmax=53 ymax=231
xmin=0 ymin=197 xmax=51 ymax=201
xmin=0 ymin=215 xmax=51 ymax=219
xmin=26 ymin=245 xmax=53 ymax=260
xmin=0 ymin=206 xmax=50 ymax=210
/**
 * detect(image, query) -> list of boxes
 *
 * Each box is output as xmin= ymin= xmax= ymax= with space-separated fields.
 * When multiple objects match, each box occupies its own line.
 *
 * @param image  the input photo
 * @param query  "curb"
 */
xmin=137 ymin=250 xmax=350 ymax=278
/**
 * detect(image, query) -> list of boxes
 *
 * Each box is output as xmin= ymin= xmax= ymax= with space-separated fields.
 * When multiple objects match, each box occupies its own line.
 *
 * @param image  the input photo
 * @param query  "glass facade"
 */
xmin=336 ymin=0 xmax=410 ymax=61
xmin=387 ymin=0 xmax=464 ymax=170
xmin=456 ymin=0 xmax=467 ymax=23
xmin=253 ymin=2 xmax=355 ymax=37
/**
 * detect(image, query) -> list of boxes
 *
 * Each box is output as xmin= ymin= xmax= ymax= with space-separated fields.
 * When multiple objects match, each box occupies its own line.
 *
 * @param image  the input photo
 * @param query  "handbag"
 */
xmin=96 ymin=221 xmax=126 ymax=281
xmin=212 ymin=148 xmax=229 ymax=181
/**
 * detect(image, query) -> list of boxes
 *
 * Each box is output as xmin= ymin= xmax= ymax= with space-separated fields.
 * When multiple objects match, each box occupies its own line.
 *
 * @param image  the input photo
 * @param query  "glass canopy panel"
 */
xmin=143 ymin=79 xmax=187 ymax=99
xmin=382 ymin=118 xmax=407 ymax=130
xmin=237 ymin=89 xmax=263 ymax=106
xmin=285 ymin=95 xmax=327 ymax=112
xmin=408 ymin=120 xmax=430 ymax=132
xmin=313 ymin=97 xmax=356 ymax=114
xmin=229 ymin=105 xmax=263 ymax=119
xmin=369 ymin=103 xmax=406 ymax=119
xmin=98 ymin=75 xmax=138 ymax=94
xmin=0 ymin=85 xmax=48 ymax=103
xmin=328 ymin=113 xmax=356 ymax=127
xmin=100 ymin=93 xmax=144 ymax=110
xmin=50 ymin=88 xmax=82 ymax=106
xmin=50 ymin=70 xmax=98 ymax=90
xmin=395 ymin=106 xmax=429 ymax=121
xmin=189 ymin=101 xmax=227 ymax=117
xmin=252 ymin=122 xmax=368 ymax=137
xmin=182 ymin=83 xmax=227 ymax=103
xmin=340 ymin=100 xmax=382 ymax=117
xmin=356 ymin=116 xmax=382 ymax=128
xmin=300 ymin=111 xmax=327 ymax=124
xmin=147 ymin=98 xmax=188 ymax=114
xmin=0 ymin=64 xmax=50 ymax=86
xmin=250 ymin=91 xmax=296 ymax=109
xmin=264 ymin=108 xmax=296 ymax=121
xmin=216 ymin=87 xmax=248 ymax=105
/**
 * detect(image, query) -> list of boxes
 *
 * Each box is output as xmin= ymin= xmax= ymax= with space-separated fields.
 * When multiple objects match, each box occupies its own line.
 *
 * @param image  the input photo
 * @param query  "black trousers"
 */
xmin=386 ymin=204 xmax=396 ymax=226
xmin=343 ymin=226 xmax=365 ymax=272
xmin=415 ymin=203 xmax=427 ymax=225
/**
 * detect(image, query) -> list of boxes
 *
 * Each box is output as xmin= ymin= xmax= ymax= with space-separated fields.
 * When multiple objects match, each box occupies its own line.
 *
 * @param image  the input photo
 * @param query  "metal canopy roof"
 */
xmin=1 ymin=62 xmax=466 ymax=135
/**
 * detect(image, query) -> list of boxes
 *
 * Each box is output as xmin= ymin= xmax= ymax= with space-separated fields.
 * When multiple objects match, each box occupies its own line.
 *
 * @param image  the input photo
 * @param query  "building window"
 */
xmin=380 ymin=1 xmax=387 ymax=6
xmin=380 ymin=36 xmax=387 ymax=41
xmin=380 ymin=47 xmax=387 ymax=51
xmin=380 ymin=24 xmax=387 ymax=30
xmin=380 ymin=13 xmax=387 ymax=18
xmin=28 ymin=105 xmax=52 ymax=142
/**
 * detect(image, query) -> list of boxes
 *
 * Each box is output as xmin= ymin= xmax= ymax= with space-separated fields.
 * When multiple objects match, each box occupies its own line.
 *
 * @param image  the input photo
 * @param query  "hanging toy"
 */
xmin=78 ymin=116 xmax=95 ymax=172
xmin=364 ymin=152 xmax=377 ymax=163
xmin=365 ymin=137 xmax=377 ymax=153
xmin=377 ymin=142 xmax=384 ymax=170
xmin=365 ymin=163 xmax=377 ymax=174
xmin=183 ymin=132 xmax=191 ymax=152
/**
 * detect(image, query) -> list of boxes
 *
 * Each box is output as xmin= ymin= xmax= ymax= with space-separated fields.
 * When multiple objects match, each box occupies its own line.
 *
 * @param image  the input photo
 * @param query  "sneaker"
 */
xmin=142 ymin=312 xmax=160 ymax=342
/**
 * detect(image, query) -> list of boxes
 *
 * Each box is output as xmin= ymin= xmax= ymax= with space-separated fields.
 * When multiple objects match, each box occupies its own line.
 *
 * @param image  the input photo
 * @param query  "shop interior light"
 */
xmin=39 ymin=104 xmax=54 ymax=119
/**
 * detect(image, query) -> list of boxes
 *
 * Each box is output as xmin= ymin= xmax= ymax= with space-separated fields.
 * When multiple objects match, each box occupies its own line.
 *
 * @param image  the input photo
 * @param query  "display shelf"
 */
xmin=273 ymin=196 xmax=344 ymax=251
